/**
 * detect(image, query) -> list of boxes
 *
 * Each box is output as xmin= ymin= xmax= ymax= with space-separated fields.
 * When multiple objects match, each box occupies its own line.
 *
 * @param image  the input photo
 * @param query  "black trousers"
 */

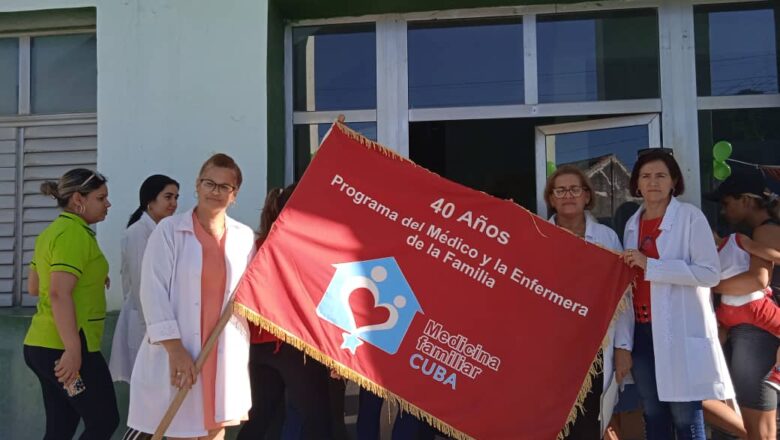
xmin=237 ymin=343 xmax=333 ymax=440
xmin=24 ymin=338 xmax=119 ymax=440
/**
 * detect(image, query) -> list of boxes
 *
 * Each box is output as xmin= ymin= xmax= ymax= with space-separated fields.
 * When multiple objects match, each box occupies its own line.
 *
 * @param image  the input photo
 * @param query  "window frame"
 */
xmin=0 ymin=27 xmax=96 ymax=119
xmin=534 ymin=113 xmax=661 ymax=216
xmin=0 ymin=25 xmax=97 ymax=307
xmin=284 ymin=0 xmax=779 ymax=208
xmin=694 ymin=1 xmax=780 ymax=101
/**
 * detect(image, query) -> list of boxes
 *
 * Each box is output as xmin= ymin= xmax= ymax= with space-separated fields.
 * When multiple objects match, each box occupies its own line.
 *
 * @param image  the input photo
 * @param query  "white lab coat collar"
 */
xmin=137 ymin=210 xmax=156 ymax=231
xmin=625 ymin=196 xmax=681 ymax=232
xmin=174 ymin=207 xmax=246 ymax=234
xmin=548 ymin=211 xmax=598 ymax=239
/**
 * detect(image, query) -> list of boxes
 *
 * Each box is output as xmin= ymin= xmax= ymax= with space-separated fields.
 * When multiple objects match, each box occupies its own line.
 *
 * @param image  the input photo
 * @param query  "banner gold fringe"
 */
xmin=332 ymin=121 xmax=413 ymax=164
xmin=234 ymin=302 xmax=475 ymax=440
xmin=286 ymin=119 xmax=636 ymax=439
xmin=557 ymin=287 xmax=632 ymax=440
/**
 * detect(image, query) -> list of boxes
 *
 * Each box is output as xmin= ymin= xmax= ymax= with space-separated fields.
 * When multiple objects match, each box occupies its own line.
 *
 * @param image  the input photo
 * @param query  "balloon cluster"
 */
xmin=712 ymin=141 xmax=732 ymax=181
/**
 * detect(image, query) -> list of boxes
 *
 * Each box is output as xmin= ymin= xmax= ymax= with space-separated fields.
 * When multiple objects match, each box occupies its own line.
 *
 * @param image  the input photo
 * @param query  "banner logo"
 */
xmin=317 ymin=257 xmax=422 ymax=354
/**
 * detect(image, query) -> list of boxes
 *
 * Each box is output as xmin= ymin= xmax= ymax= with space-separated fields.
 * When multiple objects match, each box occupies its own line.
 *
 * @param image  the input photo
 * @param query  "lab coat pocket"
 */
xmin=686 ymin=337 xmax=719 ymax=385
xmin=136 ymin=342 xmax=171 ymax=390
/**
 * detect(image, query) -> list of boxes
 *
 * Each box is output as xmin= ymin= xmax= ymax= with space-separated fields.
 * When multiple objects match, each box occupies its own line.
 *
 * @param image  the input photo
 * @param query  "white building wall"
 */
xmin=0 ymin=0 xmax=270 ymax=310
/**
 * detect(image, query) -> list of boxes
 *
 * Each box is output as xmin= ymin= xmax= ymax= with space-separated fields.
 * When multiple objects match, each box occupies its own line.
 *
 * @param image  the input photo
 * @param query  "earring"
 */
xmin=635 ymin=189 xmax=642 ymax=197
xmin=77 ymin=205 xmax=85 ymax=215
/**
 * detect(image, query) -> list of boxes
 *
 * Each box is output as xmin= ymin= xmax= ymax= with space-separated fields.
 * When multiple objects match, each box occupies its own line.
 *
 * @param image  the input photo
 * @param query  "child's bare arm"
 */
xmin=739 ymin=233 xmax=780 ymax=264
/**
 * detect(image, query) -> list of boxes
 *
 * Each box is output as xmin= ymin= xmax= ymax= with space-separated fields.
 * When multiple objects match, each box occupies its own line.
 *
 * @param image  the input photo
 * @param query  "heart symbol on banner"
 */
xmin=337 ymin=274 xmax=399 ymax=336
xmin=349 ymin=287 xmax=392 ymax=330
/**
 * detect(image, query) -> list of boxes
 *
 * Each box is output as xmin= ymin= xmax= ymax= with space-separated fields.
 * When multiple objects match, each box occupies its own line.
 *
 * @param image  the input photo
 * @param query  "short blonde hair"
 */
xmin=543 ymin=164 xmax=595 ymax=214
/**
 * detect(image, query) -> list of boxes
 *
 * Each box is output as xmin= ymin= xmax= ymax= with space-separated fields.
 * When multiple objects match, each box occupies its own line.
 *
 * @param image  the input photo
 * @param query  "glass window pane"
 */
xmin=553 ymin=125 xmax=648 ymax=173
xmin=537 ymin=9 xmax=659 ymax=103
xmin=31 ymin=33 xmax=96 ymax=114
xmin=293 ymin=24 xmax=376 ymax=111
xmin=0 ymin=38 xmax=18 ymax=115
xmin=408 ymin=18 xmax=523 ymax=108
xmin=699 ymin=108 xmax=780 ymax=234
xmin=294 ymin=122 xmax=377 ymax=180
xmin=694 ymin=3 xmax=779 ymax=96
xmin=549 ymin=125 xmax=648 ymax=223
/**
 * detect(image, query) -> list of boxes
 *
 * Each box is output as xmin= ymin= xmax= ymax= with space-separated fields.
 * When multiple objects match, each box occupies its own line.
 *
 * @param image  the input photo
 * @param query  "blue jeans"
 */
xmin=632 ymin=323 xmax=706 ymax=440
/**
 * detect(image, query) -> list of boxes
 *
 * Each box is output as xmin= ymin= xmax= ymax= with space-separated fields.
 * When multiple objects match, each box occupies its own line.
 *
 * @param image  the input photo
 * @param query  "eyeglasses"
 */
xmin=79 ymin=171 xmax=106 ymax=188
xmin=552 ymin=186 xmax=588 ymax=198
xmin=637 ymin=147 xmax=674 ymax=157
xmin=199 ymin=178 xmax=236 ymax=194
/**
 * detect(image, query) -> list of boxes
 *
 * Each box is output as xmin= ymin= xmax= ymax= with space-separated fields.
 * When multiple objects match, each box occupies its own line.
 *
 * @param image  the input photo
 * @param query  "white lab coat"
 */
xmin=550 ymin=213 xmax=634 ymax=432
xmin=109 ymin=212 xmax=156 ymax=382
xmin=623 ymin=197 xmax=735 ymax=401
xmin=127 ymin=208 xmax=255 ymax=438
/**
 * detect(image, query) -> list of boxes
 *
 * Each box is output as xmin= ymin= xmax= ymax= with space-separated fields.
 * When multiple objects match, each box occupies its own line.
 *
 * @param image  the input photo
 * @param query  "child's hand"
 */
xmin=737 ymin=233 xmax=752 ymax=250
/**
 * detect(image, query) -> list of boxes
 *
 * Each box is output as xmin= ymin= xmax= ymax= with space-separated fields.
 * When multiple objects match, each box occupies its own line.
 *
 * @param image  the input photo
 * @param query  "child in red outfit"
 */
xmin=716 ymin=233 xmax=780 ymax=391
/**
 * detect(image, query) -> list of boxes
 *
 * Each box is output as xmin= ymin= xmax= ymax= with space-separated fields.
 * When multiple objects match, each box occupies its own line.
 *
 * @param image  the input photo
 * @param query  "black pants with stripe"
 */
xmin=120 ymin=429 xmax=151 ymax=440
xmin=24 ymin=336 xmax=119 ymax=440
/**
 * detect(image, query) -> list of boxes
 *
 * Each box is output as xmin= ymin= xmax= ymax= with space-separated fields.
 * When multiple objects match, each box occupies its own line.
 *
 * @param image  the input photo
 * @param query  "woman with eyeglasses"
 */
xmin=109 ymin=174 xmax=179 ymax=383
xmin=544 ymin=165 xmax=634 ymax=440
xmin=126 ymin=154 xmax=255 ymax=440
xmin=23 ymin=168 xmax=119 ymax=439
xmin=621 ymin=150 xmax=734 ymax=440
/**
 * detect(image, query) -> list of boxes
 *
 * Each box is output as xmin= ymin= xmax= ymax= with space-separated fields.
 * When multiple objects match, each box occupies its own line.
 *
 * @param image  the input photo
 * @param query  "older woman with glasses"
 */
xmin=621 ymin=149 xmax=734 ymax=440
xmin=126 ymin=154 xmax=255 ymax=440
xmin=544 ymin=165 xmax=634 ymax=440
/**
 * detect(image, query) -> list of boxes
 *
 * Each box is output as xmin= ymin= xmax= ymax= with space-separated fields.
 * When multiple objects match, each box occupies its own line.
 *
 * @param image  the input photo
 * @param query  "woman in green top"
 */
xmin=23 ymin=168 xmax=119 ymax=440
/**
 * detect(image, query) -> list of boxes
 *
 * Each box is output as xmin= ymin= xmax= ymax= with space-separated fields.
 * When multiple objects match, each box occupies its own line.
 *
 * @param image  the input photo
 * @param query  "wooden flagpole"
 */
xmin=151 ymin=296 xmax=236 ymax=440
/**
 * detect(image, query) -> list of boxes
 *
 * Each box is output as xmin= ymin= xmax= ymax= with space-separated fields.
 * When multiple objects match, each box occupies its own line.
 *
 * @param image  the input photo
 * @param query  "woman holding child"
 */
xmin=707 ymin=167 xmax=780 ymax=440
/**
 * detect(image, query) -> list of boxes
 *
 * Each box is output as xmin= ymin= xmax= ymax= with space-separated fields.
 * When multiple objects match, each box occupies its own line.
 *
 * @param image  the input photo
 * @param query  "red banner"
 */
xmin=235 ymin=122 xmax=633 ymax=440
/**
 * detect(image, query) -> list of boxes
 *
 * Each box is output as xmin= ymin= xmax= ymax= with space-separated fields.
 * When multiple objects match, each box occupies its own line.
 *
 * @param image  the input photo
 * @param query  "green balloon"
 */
xmin=546 ymin=161 xmax=557 ymax=177
xmin=713 ymin=141 xmax=732 ymax=162
xmin=713 ymin=160 xmax=731 ymax=181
